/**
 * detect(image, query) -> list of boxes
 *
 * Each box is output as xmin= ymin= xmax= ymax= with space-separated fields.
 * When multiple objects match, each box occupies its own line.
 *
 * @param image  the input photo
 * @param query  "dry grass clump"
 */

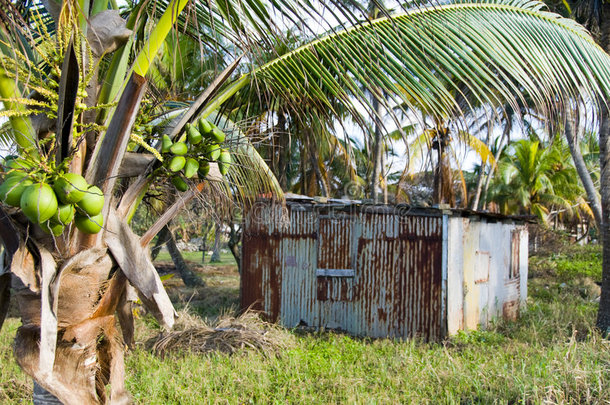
xmin=152 ymin=310 xmax=295 ymax=357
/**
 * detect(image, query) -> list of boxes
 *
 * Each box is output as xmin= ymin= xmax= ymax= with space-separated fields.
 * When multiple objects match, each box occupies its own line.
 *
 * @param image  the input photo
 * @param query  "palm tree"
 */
xmin=550 ymin=0 xmax=610 ymax=332
xmin=487 ymin=137 xmax=589 ymax=223
xmin=2 ymin=0 xmax=610 ymax=402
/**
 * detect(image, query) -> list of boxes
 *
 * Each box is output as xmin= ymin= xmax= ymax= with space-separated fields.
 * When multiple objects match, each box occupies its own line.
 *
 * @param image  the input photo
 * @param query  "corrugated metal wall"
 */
xmin=241 ymin=203 xmax=445 ymax=340
xmin=446 ymin=217 xmax=528 ymax=334
xmin=242 ymin=201 xmax=527 ymax=339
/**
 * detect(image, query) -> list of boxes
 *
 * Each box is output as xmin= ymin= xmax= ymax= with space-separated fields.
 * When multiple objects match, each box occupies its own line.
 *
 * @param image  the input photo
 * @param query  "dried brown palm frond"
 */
xmin=152 ymin=310 xmax=295 ymax=357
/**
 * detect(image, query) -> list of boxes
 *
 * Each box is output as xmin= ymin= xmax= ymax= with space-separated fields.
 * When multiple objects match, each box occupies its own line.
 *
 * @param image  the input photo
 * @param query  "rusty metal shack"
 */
xmin=241 ymin=194 xmax=528 ymax=340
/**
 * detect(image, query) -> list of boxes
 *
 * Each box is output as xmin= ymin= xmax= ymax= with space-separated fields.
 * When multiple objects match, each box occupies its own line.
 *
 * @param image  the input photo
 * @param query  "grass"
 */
xmin=154 ymin=251 xmax=239 ymax=319
xmin=530 ymin=243 xmax=603 ymax=281
xmin=0 ymin=245 xmax=609 ymax=404
xmin=154 ymin=250 xmax=236 ymax=267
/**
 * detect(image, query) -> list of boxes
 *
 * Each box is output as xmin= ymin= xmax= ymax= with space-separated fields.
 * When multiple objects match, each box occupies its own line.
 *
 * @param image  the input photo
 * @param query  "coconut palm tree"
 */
xmin=487 ymin=137 xmax=590 ymax=223
xmin=547 ymin=0 xmax=610 ymax=332
xmin=2 ymin=0 xmax=610 ymax=402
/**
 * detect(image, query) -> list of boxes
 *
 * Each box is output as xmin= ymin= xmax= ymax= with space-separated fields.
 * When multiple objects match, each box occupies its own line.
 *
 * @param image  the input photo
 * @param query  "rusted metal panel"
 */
xmin=317 ymin=214 xmax=353 ymax=270
xmin=241 ymin=199 xmax=528 ymax=340
xmin=240 ymin=232 xmax=264 ymax=312
xmin=353 ymin=214 xmax=443 ymax=339
xmin=510 ymin=229 xmax=521 ymax=279
xmin=316 ymin=214 xmax=356 ymax=305
xmin=518 ymin=225 xmax=529 ymax=306
xmin=279 ymin=209 xmax=319 ymax=328
xmin=241 ymin=205 xmax=285 ymax=322
xmin=502 ymin=299 xmax=519 ymax=321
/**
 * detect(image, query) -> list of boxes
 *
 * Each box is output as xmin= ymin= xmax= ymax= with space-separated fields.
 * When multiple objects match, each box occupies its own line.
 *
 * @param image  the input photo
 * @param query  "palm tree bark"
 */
xmin=150 ymin=227 xmax=167 ymax=261
xmin=596 ymin=4 xmax=610 ymax=334
xmin=227 ymin=224 xmax=241 ymax=271
xmin=276 ymin=111 xmax=290 ymax=191
xmin=210 ymin=224 xmax=222 ymax=263
xmin=565 ymin=116 xmax=603 ymax=230
xmin=162 ymin=225 xmax=204 ymax=287
xmin=597 ymin=105 xmax=610 ymax=333
xmin=470 ymin=125 xmax=493 ymax=210
xmin=481 ymin=119 xmax=511 ymax=210
xmin=370 ymin=91 xmax=383 ymax=202
xmin=306 ymin=134 xmax=330 ymax=197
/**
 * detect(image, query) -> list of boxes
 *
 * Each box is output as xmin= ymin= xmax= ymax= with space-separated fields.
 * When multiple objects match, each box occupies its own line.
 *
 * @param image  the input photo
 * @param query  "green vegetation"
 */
xmin=1 ymin=245 xmax=608 ymax=403
xmin=153 ymin=251 xmax=236 ymax=267
xmin=530 ymin=244 xmax=603 ymax=281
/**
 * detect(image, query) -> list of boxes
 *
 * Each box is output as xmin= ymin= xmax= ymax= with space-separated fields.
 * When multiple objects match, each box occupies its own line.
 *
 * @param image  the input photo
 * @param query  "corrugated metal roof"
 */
xmin=280 ymin=193 xmax=534 ymax=223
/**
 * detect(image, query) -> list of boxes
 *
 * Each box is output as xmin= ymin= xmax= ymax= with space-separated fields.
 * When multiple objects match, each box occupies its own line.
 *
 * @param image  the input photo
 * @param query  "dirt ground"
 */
xmin=153 ymin=261 xmax=240 ymax=319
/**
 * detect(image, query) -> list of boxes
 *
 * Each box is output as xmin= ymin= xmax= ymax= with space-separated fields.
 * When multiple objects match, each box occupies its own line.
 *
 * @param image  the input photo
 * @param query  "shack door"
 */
xmin=316 ymin=211 xmax=356 ymax=329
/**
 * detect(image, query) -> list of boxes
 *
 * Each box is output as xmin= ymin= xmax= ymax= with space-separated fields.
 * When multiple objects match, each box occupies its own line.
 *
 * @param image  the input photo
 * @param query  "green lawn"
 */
xmin=0 ymin=245 xmax=608 ymax=404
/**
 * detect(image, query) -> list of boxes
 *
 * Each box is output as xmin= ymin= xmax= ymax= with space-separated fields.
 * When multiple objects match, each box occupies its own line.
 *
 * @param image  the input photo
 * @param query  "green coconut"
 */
xmin=42 ymin=221 xmax=65 ymax=236
xmin=77 ymin=186 xmax=104 ymax=216
xmin=170 ymin=142 xmax=188 ymax=156
xmin=0 ymin=173 xmax=34 ymax=207
xmin=4 ymin=157 xmax=34 ymax=172
xmin=168 ymin=156 xmax=186 ymax=172
xmin=218 ymin=149 xmax=232 ymax=175
xmin=211 ymin=127 xmax=226 ymax=143
xmin=20 ymin=183 xmax=58 ymax=224
xmin=161 ymin=135 xmax=173 ymax=153
xmin=51 ymin=203 xmax=75 ymax=225
xmin=75 ymin=212 xmax=103 ymax=234
xmin=53 ymin=173 xmax=88 ymax=204
xmin=171 ymin=176 xmax=189 ymax=192
xmin=184 ymin=158 xmax=199 ymax=178
xmin=197 ymin=162 xmax=210 ymax=179
xmin=205 ymin=144 xmax=221 ymax=161
xmin=187 ymin=124 xmax=203 ymax=145
xmin=198 ymin=118 xmax=212 ymax=135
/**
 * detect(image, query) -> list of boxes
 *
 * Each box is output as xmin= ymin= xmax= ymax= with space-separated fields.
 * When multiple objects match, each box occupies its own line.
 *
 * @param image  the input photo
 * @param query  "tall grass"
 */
xmin=124 ymin=285 xmax=608 ymax=404
xmin=0 ymin=245 xmax=608 ymax=404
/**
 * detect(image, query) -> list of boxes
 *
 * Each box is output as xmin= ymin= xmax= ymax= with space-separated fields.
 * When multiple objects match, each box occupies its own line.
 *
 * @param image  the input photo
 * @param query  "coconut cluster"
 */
xmin=0 ymin=158 xmax=105 ymax=235
xmin=162 ymin=118 xmax=232 ymax=191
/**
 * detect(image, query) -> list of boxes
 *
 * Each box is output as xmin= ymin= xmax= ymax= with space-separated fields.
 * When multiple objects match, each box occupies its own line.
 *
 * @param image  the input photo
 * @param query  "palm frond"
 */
xmin=221 ymin=0 xmax=610 ymax=134
xmin=210 ymin=111 xmax=284 ymax=204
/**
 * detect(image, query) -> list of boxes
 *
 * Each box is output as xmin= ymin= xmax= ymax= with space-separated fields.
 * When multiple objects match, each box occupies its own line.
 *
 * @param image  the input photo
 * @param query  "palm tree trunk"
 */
xmin=277 ymin=111 xmax=290 ymax=191
xmin=481 ymin=120 xmax=511 ymax=210
xmin=597 ymin=104 xmax=610 ymax=334
xmin=300 ymin=142 xmax=307 ymax=195
xmin=306 ymin=134 xmax=330 ymax=197
xmin=470 ymin=163 xmax=486 ymax=210
xmin=565 ymin=116 xmax=603 ymax=229
xmin=227 ymin=224 xmax=241 ymax=271
xmin=163 ymin=226 xmax=203 ymax=287
xmin=381 ymin=148 xmax=388 ymax=204
xmin=470 ymin=125 xmax=493 ymax=210
xmin=370 ymin=90 xmax=383 ymax=202
xmin=210 ymin=224 xmax=222 ymax=263
xmin=596 ymin=4 xmax=610 ymax=335
xmin=200 ymin=222 xmax=213 ymax=263
xmin=150 ymin=226 xmax=168 ymax=261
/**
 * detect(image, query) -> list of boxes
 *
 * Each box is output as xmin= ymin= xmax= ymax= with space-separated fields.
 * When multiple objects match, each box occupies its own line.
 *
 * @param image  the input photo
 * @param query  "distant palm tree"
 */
xmin=487 ymin=138 xmax=590 ymax=224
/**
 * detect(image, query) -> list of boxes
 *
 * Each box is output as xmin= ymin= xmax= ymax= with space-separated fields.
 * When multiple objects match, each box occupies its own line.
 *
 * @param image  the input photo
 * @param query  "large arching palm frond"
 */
xmin=209 ymin=0 xmax=610 ymax=138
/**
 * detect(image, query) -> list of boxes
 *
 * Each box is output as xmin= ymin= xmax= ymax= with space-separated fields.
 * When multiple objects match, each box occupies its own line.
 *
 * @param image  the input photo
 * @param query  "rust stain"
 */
xmin=502 ymin=300 xmax=519 ymax=321
xmin=240 ymin=232 xmax=264 ymax=313
xmin=241 ymin=199 xmax=522 ymax=341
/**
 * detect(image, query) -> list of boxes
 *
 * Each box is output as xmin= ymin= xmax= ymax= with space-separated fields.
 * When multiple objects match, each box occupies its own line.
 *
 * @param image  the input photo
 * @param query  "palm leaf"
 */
xmin=457 ymin=130 xmax=496 ymax=167
xmin=214 ymin=0 xmax=610 ymax=135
